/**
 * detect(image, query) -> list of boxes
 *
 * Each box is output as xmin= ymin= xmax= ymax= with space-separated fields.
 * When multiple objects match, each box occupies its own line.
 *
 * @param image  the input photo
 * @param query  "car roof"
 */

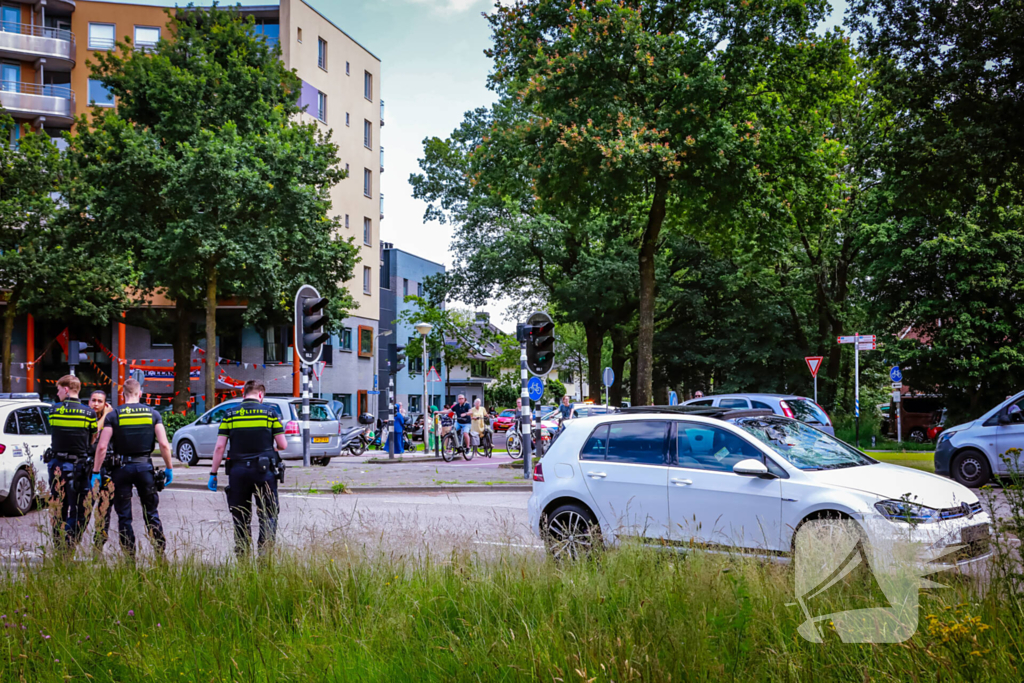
xmin=616 ymin=406 xmax=774 ymax=420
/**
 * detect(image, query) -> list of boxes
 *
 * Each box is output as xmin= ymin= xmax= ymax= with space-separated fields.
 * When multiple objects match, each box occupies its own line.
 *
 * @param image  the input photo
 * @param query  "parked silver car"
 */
xmin=682 ymin=393 xmax=835 ymax=436
xmin=171 ymin=397 xmax=342 ymax=466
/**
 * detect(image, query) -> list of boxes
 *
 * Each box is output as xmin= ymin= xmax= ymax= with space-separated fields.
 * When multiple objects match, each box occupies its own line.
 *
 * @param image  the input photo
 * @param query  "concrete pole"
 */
xmin=521 ymin=344 xmax=533 ymax=479
xmin=301 ymin=364 xmax=311 ymax=467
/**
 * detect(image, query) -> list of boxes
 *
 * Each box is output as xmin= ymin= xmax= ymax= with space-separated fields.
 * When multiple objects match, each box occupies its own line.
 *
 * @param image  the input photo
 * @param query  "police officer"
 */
xmin=89 ymin=390 xmax=116 ymax=549
xmin=48 ymin=375 xmax=98 ymax=551
xmin=91 ymin=379 xmax=174 ymax=558
xmin=208 ymin=380 xmax=286 ymax=556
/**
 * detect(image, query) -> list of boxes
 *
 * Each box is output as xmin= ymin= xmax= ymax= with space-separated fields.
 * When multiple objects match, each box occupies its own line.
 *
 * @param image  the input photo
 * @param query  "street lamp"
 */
xmin=414 ymin=322 xmax=433 ymax=450
xmin=373 ymin=328 xmax=393 ymax=419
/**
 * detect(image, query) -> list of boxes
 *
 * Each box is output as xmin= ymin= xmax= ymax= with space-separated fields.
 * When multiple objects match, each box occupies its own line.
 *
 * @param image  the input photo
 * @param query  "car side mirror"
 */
xmin=733 ymin=458 xmax=771 ymax=477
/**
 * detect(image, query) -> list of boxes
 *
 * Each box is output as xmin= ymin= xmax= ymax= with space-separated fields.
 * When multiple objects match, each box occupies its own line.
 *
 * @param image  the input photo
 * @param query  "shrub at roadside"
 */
xmin=160 ymin=411 xmax=196 ymax=440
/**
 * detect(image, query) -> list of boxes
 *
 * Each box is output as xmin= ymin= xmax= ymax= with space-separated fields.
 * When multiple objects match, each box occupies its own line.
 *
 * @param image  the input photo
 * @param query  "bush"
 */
xmin=161 ymin=411 xmax=196 ymax=440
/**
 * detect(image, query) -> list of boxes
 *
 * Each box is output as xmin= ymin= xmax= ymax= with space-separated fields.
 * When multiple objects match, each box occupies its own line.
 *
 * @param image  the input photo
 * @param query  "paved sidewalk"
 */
xmin=160 ymin=449 xmax=531 ymax=492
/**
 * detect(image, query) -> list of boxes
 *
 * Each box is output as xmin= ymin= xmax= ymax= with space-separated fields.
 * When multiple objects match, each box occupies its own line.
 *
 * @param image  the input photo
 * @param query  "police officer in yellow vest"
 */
xmin=48 ymin=375 xmax=98 ymax=550
xmin=208 ymin=380 xmax=286 ymax=556
xmin=91 ymin=379 xmax=173 ymax=558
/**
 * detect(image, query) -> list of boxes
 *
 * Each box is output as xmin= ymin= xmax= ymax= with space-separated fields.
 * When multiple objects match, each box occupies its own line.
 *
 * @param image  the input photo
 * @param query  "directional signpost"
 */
xmin=838 ymin=334 xmax=876 ymax=448
xmin=805 ymin=356 xmax=824 ymax=403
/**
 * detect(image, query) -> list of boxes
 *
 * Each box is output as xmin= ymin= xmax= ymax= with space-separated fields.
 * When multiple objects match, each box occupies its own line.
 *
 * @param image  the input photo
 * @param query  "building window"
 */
xmin=339 ymin=327 xmax=353 ymax=351
xmin=253 ymin=20 xmax=279 ymax=47
xmin=317 ymin=91 xmax=326 ymax=122
xmin=409 ymin=395 xmax=421 ymax=414
xmin=417 ymin=282 xmax=423 ymax=297
xmin=357 ymin=390 xmax=368 ymax=416
xmin=364 ymin=71 xmax=372 ymax=101
xmin=89 ymin=23 xmax=116 ymax=50
xmin=87 ymin=79 xmax=115 ymax=107
xmin=345 ymin=112 xmax=350 ymax=127
xmin=380 ymin=193 xmax=384 ymax=219
xmin=264 ymin=325 xmax=290 ymax=363
xmin=358 ymin=326 xmax=373 ymax=357
xmin=345 ymin=163 xmax=349 ymax=174
xmin=363 ymin=119 xmax=372 ymax=149
xmin=403 ymin=279 xmax=408 ymax=298
xmin=334 ymin=393 xmax=353 ymax=418
xmin=346 ymin=61 xmax=350 ymax=75
xmin=218 ymin=331 xmax=243 ymax=364
xmin=134 ymin=26 xmax=160 ymax=50
xmin=297 ymin=27 xmax=303 ymax=43
xmin=363 ymin=266 xmax=371 ymax=294
xmin=363 ymin=217 xmax=371 ymax=245
xmin=345 ymin=214 xmax=350 ymax=229
xmin=317 ymin=37 xmax=327 ymax=70
xmin=470 ymin=360 xmax=491 ymax=379
xmin=363 ymin=168 xmax=372 ymax=197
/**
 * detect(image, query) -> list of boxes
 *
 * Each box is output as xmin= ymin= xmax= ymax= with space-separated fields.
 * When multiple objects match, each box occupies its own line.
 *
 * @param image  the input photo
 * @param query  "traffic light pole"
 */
xmin=387 ymin=374 xmax=395 ymax=459
xmin=520 ymin=343 xmax=533 ymax=479
xmin=301 ymin=364 xmax=311 ymax=467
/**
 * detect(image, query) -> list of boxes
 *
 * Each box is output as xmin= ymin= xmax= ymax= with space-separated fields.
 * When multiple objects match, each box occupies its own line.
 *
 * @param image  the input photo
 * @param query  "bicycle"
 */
xmin=506 ymin=429 xmax=523 ymax=460
xmin=474 ymin=418 xmax=494 ymax=458
xmin=441 ymin=429 xmax=475 ymax=461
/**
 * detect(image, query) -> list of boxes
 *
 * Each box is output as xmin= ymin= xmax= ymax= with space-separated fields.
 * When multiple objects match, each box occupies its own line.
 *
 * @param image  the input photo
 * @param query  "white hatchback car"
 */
xmin=528 ymin=409 xmax=991 ymax=563
xmin=0 ymin=394 xmax=52 ymax=516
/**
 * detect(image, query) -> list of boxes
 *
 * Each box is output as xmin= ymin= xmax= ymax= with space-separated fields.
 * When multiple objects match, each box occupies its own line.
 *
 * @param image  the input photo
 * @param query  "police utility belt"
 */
xmin=227 ymin=452 xmax=286 ymax=483
xmin=104 ymin=453 xmax=153 ymax=469
xmin=43 ymin=448 xmax=88 ymax=464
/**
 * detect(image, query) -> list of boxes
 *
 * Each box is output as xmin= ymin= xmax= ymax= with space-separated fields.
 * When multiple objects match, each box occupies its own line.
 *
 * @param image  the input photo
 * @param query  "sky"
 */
xmin=103 ymin=0 xmax=849 ymax=332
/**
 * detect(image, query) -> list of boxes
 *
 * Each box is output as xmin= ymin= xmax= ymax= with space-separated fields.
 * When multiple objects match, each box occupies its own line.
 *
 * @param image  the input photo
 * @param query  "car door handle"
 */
xmin=671 ymin=478 xmax=693 ymax=486
xmin=587 ymin=471 xmax=607 ymax=479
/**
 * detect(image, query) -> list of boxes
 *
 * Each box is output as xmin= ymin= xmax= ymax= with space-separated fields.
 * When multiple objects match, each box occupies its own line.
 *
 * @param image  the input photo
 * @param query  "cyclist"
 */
xmin=450 ymin=394 xmax=472 ymax=451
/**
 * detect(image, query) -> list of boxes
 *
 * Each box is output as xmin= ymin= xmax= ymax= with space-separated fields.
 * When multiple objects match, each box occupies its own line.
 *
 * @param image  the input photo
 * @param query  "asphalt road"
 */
xmin=0 ymin=489 xmax=538 ymax=564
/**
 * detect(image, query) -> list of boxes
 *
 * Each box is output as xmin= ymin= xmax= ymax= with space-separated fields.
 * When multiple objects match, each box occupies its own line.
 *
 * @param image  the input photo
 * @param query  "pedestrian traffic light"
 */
xmin=524 ymin=311 xmax=555 ymax=376
xmin=294 ymin=284 xmax=330 ymax=364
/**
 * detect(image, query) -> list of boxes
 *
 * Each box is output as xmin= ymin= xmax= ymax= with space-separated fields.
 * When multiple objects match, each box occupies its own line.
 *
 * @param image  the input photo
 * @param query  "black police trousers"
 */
xmin=110 ymin=462 xmax=165 ymax=556
xmin=226 ymin=458 xmax=278 ymax=556
xmin=48 ymin=457 xmax=90 ymax=549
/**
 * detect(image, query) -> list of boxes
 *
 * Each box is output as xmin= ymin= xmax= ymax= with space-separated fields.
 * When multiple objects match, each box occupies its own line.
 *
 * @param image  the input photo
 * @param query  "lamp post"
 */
xmin=373 ymin=328 xmax=393 ymax=420
xmin=414 ymin=321 xmax=433 ymax=452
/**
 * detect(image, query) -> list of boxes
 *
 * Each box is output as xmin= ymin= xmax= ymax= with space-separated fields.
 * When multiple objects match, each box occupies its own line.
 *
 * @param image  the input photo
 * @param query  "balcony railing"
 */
xmin=0 ymin=81 xmax=75 ymax=120
xmin=380 ymin=145 xmax=384 ymax=173
xmin=0 ymin=22 xmax=76 ymax=64
xmin=380 ymin=192 xmax=384 ymax=220
xmin=380 ymin=99 xmax=384 ymax=127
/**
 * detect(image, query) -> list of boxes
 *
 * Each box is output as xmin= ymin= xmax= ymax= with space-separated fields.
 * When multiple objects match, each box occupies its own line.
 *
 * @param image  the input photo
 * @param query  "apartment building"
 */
xmin=1 ymin=0 xmax=384 ymax=422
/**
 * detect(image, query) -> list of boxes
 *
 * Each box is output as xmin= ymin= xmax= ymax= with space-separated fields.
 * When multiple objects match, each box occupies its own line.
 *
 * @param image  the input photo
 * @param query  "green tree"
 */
xmin=0 ymin=117 xmax=132 ymax=391
xmin=66 ymin=5 xmax=357 ymax=410
xmin=484 ymin=0 xmax=848 ymax=404
xmin=543 ymin=376 xmax=567 ymax=406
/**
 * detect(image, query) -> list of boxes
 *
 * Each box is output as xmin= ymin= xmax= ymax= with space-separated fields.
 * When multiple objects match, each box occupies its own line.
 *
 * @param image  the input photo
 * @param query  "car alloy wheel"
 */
xmin=952 ymin=450 xmax=991 ymax=488
xmin=544 ymin=505 xmax=600 ymax=561
xmin=909 ymin=428 xmax=928 ymax=443
xmin=177 ymin=440 xmax=199 ymax=467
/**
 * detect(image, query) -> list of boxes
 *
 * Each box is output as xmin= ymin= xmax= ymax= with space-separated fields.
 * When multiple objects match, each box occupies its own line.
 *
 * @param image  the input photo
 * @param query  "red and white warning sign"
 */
xmin=805 ymin=356 xmax=824 ymax=378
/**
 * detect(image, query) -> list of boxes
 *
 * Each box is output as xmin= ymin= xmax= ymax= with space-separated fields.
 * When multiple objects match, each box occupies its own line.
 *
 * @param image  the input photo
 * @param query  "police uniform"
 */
xmin=48 ymin=397 xmax=97 ymax=547
xmin=92 ymin=409 xmax=117 ymax=549
xmin=102 ymin=403 xmax=166 ymax=556
xmin=218 ymin=400 xmax=284 ymax=555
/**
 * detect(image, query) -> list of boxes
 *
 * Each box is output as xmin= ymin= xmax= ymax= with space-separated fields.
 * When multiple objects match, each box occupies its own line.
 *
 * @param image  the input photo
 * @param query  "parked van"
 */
xmin=888 ymin=395 xmax=944 ymax=442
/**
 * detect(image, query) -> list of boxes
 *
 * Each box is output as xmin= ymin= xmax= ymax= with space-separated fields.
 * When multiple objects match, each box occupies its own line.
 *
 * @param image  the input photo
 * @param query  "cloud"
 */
xmin=403 ymin=0 xmax=515 ymax=14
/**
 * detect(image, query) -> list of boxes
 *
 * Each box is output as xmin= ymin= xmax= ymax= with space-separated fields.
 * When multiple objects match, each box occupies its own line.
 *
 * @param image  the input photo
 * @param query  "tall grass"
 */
xmin=0 ymin=537 xmax=1021 ymax=682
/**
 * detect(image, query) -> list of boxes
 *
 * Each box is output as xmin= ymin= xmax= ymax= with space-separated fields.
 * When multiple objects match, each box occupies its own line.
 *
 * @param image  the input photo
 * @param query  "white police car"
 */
xmin=0 ymin=393 xmax=51 ymax=515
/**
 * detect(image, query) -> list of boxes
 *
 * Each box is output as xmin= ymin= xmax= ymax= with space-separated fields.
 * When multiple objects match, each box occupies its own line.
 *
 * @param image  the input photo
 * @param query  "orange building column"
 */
xmin=26 ymin=315 xmax=34 ymax=393
xmin=118 ymin=317 xmax=126 ymax=403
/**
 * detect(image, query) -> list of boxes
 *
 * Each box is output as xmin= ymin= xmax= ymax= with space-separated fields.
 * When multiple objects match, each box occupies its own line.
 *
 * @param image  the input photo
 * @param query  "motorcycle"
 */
xmin=339 ymin=425 xmax=370 ymax=456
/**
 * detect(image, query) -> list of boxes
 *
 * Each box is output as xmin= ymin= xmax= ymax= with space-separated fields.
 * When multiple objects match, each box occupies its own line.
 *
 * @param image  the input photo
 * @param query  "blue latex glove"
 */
xmin=164 ymin=469 xmax=174 ymax=486
xmin=91 ymin=473 xmax=101 ymax=489
xmin=207 ymin=474 xmax=217 ymax=492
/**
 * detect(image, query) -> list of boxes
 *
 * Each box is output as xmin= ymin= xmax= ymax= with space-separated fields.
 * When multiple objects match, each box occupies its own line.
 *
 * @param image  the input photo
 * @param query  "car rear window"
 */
xmin=287 ymin=403 xmax=333 ymax=421
xmin=719 ymin=398 xmax=749 ymax=409
xmin=902 ymin=398 xmax=944 ymax=414
xmin=787 ymin=399 xmax=830 ymax=426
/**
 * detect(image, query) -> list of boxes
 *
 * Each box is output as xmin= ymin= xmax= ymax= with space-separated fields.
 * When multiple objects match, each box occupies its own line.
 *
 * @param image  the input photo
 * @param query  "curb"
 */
xmin=363 ymin=456 xmax=444 ymax=464
xmin=167 ymin=482 xmax=532 ymax=494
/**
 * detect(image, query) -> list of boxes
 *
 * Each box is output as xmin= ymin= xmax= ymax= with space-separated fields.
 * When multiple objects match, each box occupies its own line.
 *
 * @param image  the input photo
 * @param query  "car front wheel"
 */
xmin=543 ymin=503 xmax=601 ymax=561
xmin=176 ymin=440 xmax=200 ymax=467
xmin=951 ymin=450 xmax=992 ymax=488
xmin=2 ymin=469 xmax=35 ymax=516
xmin=909 ymin=428 xmax=928 ymax=443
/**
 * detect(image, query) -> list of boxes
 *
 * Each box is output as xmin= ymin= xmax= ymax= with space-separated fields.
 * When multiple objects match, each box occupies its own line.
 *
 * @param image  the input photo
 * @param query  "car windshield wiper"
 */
xmin=818 ymin=462 xmax=861 ymax=470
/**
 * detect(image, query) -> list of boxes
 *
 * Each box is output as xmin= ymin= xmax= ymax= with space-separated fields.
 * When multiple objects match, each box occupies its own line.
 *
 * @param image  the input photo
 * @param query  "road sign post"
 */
xmin=837 ymin=335 xmax=875 ymax=449
xmin=519 ymin=342 xmax=534 ymax=479
xmin=890 ymin=367 xmax=903 ymax=445
xmin=602 ymin=367 xmax=614 ymax=409
xmin=805 ymin=356 xmax=823 ymax=403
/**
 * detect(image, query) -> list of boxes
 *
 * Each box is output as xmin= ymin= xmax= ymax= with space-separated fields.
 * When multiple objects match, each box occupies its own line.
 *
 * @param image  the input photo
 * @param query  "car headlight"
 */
xmin=874 ymin=499 xmax=941 ymax=524
xmin=939 ymin=430 xmax=958 ymax=444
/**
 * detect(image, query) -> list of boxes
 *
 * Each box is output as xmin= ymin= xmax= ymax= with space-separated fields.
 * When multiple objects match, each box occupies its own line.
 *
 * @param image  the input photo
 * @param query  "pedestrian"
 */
xmin=207 ymin=380 xmax=286 ymax=556
xmin=88 ymin=390 xmax=115 ymax=549
xmin=91 ymin=379 xmax=173 ymax=559
xmin=394 ymin=402 xmax=406 ymax=455
xmin=47 ymin=375 xmax=98 ymax=553
xmin=470 ymin=398 xmax=487 ymax=447
xmin=693 ymin=390 xmax=704 ymax=399
xmin=558 ymin=395 xmax=572 ymax=421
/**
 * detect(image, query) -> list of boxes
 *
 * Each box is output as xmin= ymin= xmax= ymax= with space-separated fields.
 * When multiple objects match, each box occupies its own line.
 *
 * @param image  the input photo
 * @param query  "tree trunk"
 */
xmin=584 ymin=322 xmax=604 ymax=403
xmin=2 ymin=303 xmax=14 ymax=393
xmin=172 ymin=298 xmax=193 ymax=413
xmin=629 ymin=345 xmax=639 ymax=405
xmin=204 ymin=267 xmax=218 ymax=408
xmin=609 ymin=329 xmax=627 ymax=407
xmin=636 ymin=176 xmax=668 ymax=405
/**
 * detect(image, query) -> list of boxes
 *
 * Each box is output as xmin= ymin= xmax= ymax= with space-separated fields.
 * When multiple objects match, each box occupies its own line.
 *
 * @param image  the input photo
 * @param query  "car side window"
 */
xmin=605 ymin=421 xmax=669 ymax=465
xmin=3 ymin=413 xmax=16 ymax=434
xmin=675 ymin=423 xmax=763 ymax=473
xmin=752 ymin=400 xmax=773 ymax=410
xmin=689 ymin=399 xmax=713 ymax=406
xmin=14 ymin=408 xmax=46 ymax=435
xmin=580 ymin=425 xmax=609 ymax=460
xmin=719 ymin=398 xmax=750 ymax=409
xmin=207 ymin=405 xmax=232 ymax=424
xmin=308 ymin=404 xmax=333 ymax=421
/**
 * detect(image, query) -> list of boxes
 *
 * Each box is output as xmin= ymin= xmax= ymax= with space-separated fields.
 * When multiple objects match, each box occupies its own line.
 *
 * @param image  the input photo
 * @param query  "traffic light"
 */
xmin=294 ymin=284 xmax=330 ymax=364
xmin=386 ymin=343 xmax=406 ymax=375
xmin=68 ymin=341 xmax=90 ymax=367
xmin=524 ymin=311 xmax=555 ymax=376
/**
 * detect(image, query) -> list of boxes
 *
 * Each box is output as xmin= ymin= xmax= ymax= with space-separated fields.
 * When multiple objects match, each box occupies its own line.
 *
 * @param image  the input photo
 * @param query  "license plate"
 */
xmin=962 ymin=524 xmax=990 ymax=544
xmin=312 ymin=437 xmax=329 ymax=444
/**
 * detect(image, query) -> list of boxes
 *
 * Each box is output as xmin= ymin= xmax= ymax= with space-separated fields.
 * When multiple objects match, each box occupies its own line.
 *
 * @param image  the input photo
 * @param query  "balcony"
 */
xmin=0 ymin=24 xmax=76 ymax=70
xmin=0 ymin=82 xmax=75 ymax=124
